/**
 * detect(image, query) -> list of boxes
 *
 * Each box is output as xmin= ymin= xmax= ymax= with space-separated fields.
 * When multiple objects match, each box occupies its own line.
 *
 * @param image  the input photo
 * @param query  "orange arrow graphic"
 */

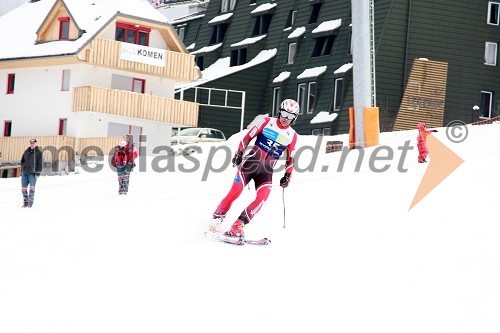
xmin=409 ymin=135 xmax=464 ymax=211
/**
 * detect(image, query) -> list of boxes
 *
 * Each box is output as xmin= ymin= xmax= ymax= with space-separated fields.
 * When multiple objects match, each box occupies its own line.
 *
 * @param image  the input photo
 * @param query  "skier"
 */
xmin=209 ymin=99 xmax=299 ymax=238
xmin=417 ymin=122 xmax=437 ymax=163
xmin=112 ymin=140 xmax=138 ymax=194
xmin=20 ymin=138 xmax=43 ymax=207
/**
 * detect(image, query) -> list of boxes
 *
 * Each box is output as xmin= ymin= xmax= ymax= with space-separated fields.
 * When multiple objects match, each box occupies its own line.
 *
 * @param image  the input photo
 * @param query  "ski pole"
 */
xmin=282 ymin=187 xmax=286 ymax=229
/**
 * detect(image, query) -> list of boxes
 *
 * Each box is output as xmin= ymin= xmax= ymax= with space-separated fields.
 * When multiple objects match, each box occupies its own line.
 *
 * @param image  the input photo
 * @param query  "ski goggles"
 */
xmin=279 ymin=109 xmax=296 ymax=120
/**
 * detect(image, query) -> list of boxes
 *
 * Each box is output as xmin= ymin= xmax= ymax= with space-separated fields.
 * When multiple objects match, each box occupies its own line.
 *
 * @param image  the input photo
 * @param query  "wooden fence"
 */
xmin=0 ymin=136 xmax=123 ymax=163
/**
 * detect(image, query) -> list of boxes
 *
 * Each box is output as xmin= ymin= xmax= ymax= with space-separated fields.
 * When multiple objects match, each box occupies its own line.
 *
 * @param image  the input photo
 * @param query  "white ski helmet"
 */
xmin=279 ymin=99 xmax=300 ymax=123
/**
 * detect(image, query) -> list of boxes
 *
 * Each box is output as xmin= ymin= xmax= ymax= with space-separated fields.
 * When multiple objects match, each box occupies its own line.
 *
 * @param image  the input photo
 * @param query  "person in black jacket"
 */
xmin=20 ymin=138 xmax=43 ymax=207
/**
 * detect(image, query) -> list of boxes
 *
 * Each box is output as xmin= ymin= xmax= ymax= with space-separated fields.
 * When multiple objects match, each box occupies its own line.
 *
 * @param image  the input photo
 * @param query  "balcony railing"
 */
xmin=72 ymin=86 xmax=199 ymax=126
xmin=85 ymin=38 xmax=201 ymax=82
xmin=0 ymin=136 xmax=123 ymax=164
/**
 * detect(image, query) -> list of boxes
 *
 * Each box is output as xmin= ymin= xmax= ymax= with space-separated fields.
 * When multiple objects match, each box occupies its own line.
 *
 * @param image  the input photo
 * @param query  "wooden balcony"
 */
xmin=85 ymin=38 xmax=201 ymax=82
xmin=72 ymin=86 xmax=199 ymax=127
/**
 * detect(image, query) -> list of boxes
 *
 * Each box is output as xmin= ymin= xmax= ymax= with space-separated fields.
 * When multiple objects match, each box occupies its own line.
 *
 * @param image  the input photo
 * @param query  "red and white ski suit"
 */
xmin=214 ymin=117 xmax=298 ymax=224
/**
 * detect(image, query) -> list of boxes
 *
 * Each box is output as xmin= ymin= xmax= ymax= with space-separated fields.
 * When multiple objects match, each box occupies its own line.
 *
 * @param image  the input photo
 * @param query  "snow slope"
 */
xmin=1 ymin=124 xmax=500 ymax=333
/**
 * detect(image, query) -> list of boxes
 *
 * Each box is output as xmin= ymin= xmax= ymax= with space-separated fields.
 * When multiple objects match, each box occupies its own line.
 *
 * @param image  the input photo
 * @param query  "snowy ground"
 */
xmin=1 ymin=124 xmax=500 ymax=333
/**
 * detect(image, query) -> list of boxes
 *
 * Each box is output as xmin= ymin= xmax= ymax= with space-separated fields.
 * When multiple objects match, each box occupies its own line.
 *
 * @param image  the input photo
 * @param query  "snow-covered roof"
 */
xmin=230 ymin=35 xmax=266 ymax=48
xmin=208 ymin=13 xmax=233 ymax=24
xmin=288 ymin=27 xmax=306 ymax=39
xmin=170 ymin=12 xmax=205 ymax=24
xmin=186 ymin=43 xmax=196 ymax=50
xmin=250 ymin=3 xmax=277 ymax=14
xmin=272 ymin=71 xmax=291 ymax=83
xmin=176 ymin=48 xmax=277 ymax=91
xmin=297 ymin=66 xmax=328 ymax=79
xmin=0 ymin=0 xmax=172 ymax=61
xmin=334 ymin=63 xmax=353 ymax=75
xmin=310 ymin=111 xmax=338 ymax=124
xmin=190 ymin=43 xmax=222 ymax=55
xmin=312 ymin=19 xmax=342 ymax=34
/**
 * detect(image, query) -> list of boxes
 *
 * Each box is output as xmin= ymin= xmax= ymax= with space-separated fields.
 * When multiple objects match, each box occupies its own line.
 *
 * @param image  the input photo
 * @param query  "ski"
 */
xmin=245 ymin=238 xmax=271 ymax=246
xmin=204 ymin=232 xmax=270 ymax=246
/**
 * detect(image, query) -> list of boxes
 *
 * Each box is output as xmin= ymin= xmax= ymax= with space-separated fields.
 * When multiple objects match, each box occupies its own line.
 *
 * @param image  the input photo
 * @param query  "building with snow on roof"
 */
xmin=0 ymin=0 xmax=200 ymax=164
xmin=171 ymin=0 xmax=500 ymax=137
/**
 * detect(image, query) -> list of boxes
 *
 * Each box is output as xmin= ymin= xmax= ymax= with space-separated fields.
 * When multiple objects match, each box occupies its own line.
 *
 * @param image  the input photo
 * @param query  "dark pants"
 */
xmin=21 ymin=173 xmax=37 ymax=206
xmin=214 ymin=148 xmax=275 ymax=224
xmin=117 ymin=164 xmax=132 ymax=194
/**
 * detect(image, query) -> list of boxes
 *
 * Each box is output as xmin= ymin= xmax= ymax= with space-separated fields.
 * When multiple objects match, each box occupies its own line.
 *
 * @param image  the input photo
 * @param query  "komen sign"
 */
xmin=120 ymin=42 xmax=166 ymax=67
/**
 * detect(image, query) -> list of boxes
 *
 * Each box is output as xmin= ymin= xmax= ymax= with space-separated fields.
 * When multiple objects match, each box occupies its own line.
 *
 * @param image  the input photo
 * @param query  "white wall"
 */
xmin=81 ymin=65 xmax=176 ymax=97
xmin=76 ymin=111 xmax=173 ymax=153
xmin=0 ymin=66 xmax=76 ymax=137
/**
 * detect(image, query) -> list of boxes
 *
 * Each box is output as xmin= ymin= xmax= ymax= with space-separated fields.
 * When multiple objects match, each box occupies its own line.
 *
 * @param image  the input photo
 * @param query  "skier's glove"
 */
xmin=232 ymin=150 xmax=243 ymax=167
xmin=280 ymin=173 xmax=291 ymax=188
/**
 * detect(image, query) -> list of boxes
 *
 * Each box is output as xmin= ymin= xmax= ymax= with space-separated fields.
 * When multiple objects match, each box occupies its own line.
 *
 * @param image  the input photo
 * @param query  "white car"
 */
xmin=170 ymin=128 xmax=226 ymax=145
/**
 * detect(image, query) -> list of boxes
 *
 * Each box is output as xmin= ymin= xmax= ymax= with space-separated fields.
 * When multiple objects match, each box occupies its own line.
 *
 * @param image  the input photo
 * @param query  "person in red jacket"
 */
xmin=209 ymin=99 xmax=299 ymax=238
xmin=112 ymin=140 xmax=138 ymax=194
xmin=417 ymin=122 xmax=437 ymax=163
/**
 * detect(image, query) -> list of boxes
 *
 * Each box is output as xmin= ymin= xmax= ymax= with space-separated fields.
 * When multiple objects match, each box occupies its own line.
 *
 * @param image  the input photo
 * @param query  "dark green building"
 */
xmin=171 ymin=0 xmax=500 ymax=137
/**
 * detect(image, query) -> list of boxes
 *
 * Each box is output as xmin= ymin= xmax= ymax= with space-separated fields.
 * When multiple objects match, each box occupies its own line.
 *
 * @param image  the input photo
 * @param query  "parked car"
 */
xmin=170 ymin=128 xmax=226 ymax=145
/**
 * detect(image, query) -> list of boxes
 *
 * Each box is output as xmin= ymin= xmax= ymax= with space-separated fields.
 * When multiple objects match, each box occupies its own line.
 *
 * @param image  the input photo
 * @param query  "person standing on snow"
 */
xmin=209 ymin=99 xmax=299 ymax=238
xmin=112 ymin=140 xmax=138 ymax=194
xmin=417 ymin=122 xmax=437 ymax=163
xmin=20 ymin=138 xmax=43 ymax=207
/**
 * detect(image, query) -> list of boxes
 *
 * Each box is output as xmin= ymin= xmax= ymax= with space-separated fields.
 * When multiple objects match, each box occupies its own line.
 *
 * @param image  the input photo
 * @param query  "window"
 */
xmin=485 ymin=42 xmax=497 ymax=66
xmin=252 ymin=14 xmax=272 ymax=36
xmin=61 ymin=69 xmax=71 ymax=91
xmin=137 ymin=31 xmax=148 ymax=46
xmin=59 ymin=119 xmax=67 ymax=135
xmin=488 ymin=2 xmax=500 ymax=25
xmin=309 ymin=3 xmax=322 ymax=24
xmin=297 ymin=83 xmax=306 ymax=115
xmin=6 ymin=74 xmax=15 ymax=94
xmin=196 ymin=56 xmax=205 ymax=70
xmin=132 ymin=78 xmax=145 ymax=93
xmin=287 ymin=42 xmax=297 ymax=64
xmin=112 ymin=74 xmax=144 ymax=92
xmin=210 ymin=23 xmax=228 ymax=44
xmin=312 ymin=35 xmax=335 ymax=57
xmin=230 ymin=48 xmax=247 ymax=66
xmin=307 ymin=82 xmax=316 ymax=114
xmin=480 ymin=91 xmax=493 ymax=118
xmin=59 ymin=17 xmax=70 ymax=40
xmin=348 ymin=29 xmax=353 ymax=55
xmin=298 ymin=82 xmax=317 ymax=114
xmin=285 ymin=10 xmax=297 ymax=28
xmin=312 ymin=128 xmax=330 ymax=136
xmin=221 ymin=0 xmax=237 ymax=12
xmin=176 ymin=26 xmax=185 ymax=42
xmin=4 ymin=121 xmax=12 ymax=136
xmin=214 ymin=130 xmax=225 ymax=139
xmin=333 ymin=78 xmax=344 ymax=111
xmin=115 ymin=23 xmax=150 ymax=46
xmin=272 ymin=87 xmax=281 ymax=116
